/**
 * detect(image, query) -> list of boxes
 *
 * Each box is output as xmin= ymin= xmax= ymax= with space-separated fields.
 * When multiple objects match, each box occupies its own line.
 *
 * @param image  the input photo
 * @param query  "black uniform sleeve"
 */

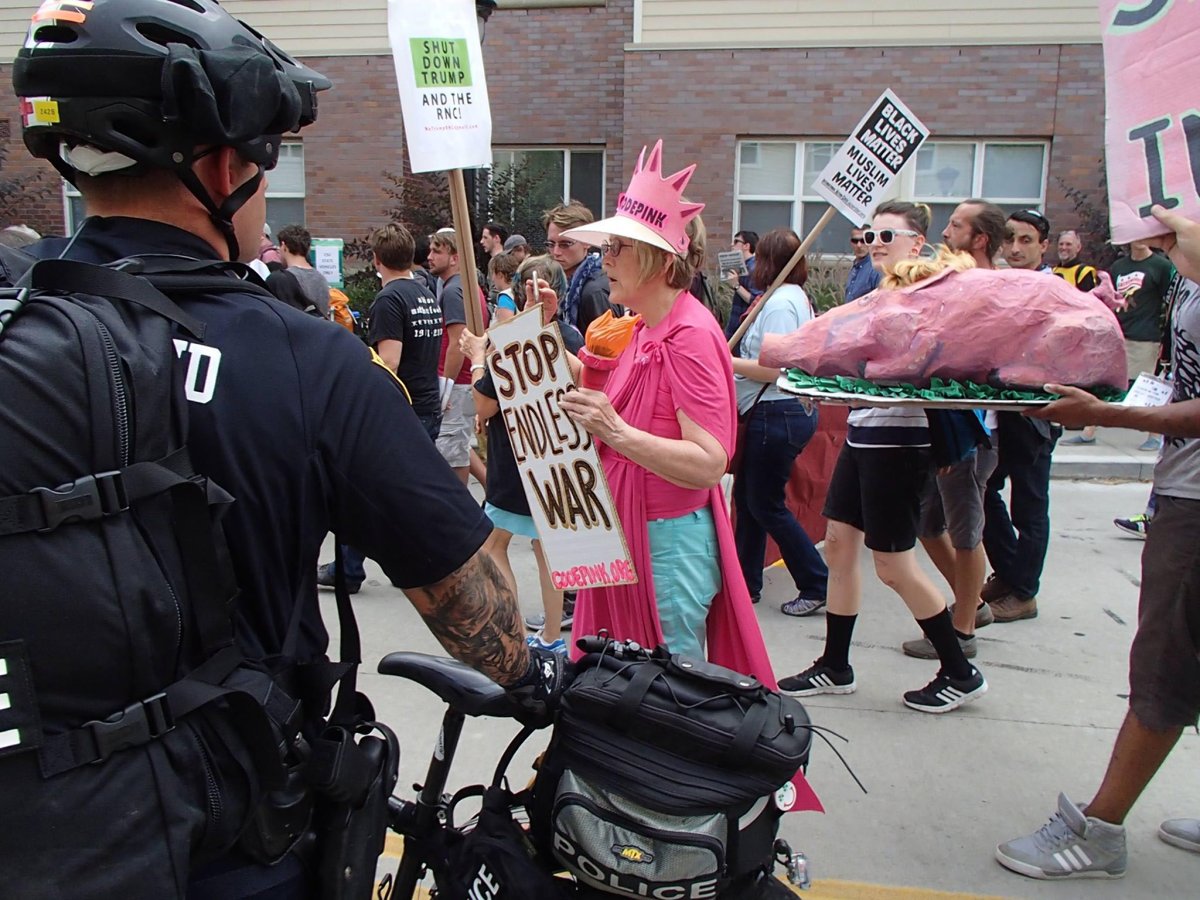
xmin=1078 ymin=267 xmax=1098 ymax=293
xmin=317 ymin=337 xmax=491 ymax=588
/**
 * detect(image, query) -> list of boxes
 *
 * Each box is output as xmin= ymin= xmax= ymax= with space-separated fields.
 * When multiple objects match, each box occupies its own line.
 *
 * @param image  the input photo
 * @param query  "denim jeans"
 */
xmin=338 ymin=410 xmax=442 ymax=583
xmin=982 ymin=413 xmax=1059 ymax=599
xmin=733 ymin=399 xmax=828 ymax=598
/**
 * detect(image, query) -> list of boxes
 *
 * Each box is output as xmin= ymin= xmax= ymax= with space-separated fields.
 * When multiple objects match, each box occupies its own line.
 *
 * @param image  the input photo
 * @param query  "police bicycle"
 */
xmin=374 ymin=645 xmax=819 ymax=899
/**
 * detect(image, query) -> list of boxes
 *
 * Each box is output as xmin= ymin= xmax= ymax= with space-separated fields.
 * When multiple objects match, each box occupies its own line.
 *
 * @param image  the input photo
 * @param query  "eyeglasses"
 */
xmin=601 ymin=239 xmax=631 ymax=258
xmin=545 ymin=239 xmax=578 ymax=252
xmin=849 ymin=237 xmax=866 ymax=245
xmin=732 ymin=238 xmax=747 ymax=246
xmin=863 ymin=228 xmax=919 ymax=245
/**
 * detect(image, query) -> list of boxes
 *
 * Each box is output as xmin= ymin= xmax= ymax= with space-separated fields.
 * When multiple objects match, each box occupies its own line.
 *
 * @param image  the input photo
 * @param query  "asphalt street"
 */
xmin=335 ymin=474 xmax=1198 ymax=899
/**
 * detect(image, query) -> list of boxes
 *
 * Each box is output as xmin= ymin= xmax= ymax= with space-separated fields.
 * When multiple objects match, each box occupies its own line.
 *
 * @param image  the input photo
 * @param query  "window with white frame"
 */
xmin=912 ymin=141 xmax=1048 ymax=238
xmin=62 ymin=141 xmax=308 ymax=238
xmin=491 ymin=147 xmax=605 ymax=224
xmin=734 ymin=139 xmax=1048 ymax=254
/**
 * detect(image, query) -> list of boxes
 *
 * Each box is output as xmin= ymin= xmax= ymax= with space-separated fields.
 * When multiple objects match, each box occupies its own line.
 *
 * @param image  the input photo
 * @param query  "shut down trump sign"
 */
xmin=486 ymin=308 xmax=636 ymax=590
xmin=387 ymin=0 xmax=492 ymax=173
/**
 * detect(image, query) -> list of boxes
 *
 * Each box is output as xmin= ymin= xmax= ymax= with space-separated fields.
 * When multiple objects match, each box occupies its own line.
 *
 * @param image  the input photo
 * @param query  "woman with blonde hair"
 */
xmin=558 ymin=141 xmax=774 ymax=682
xmin=778 ymin=200 xmax=987 ymax=713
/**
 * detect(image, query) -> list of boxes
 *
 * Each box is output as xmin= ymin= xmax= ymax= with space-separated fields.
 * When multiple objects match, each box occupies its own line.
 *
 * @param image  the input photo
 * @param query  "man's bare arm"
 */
xmin=404 ymin=547 xmax=530 ymax=686
xmin=1028 ymin=384 xmax=1200 ymax=438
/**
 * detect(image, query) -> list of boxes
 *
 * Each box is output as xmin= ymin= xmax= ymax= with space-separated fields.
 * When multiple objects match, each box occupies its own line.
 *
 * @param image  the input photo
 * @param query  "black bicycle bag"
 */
xmin=530 ymin=640 xmax=813 ymax=897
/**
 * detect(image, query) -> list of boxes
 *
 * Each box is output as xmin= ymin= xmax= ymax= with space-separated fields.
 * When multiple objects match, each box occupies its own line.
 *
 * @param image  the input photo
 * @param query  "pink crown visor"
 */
xmin=563 ymin=140 xmax=706 ymax=256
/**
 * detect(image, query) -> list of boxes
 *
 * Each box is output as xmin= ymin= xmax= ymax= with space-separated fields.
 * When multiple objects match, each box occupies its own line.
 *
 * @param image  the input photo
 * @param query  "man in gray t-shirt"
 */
xmin=265 ymin=224 xmax=331 ymax=317
xmin=996 ymin=233 xmax=1200 ymax=880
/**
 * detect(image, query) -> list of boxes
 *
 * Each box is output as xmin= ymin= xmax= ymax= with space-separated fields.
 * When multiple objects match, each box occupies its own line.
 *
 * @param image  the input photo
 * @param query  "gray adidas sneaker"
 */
xmin=1159 ymin=818 xmax=1200 ymax=853
xmin=996 ymin=793 xmax=1127 ymax=879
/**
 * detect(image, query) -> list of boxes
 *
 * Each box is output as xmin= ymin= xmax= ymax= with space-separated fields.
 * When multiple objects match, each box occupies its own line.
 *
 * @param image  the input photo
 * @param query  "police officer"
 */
xmin=11 ymin=0 xmax=564 ymax=895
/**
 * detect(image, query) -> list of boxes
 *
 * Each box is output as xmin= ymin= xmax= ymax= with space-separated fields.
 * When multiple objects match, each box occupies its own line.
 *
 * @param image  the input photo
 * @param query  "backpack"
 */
xmin=530 ymin=639 xmax=813 ymax=898
xmin=328 ymin=286 xmax=362 ymax=333
xmin=0 ymin=257 xmax=314 ymax=897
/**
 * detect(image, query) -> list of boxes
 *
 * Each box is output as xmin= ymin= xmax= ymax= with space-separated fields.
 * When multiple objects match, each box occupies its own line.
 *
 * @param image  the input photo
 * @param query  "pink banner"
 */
xmin=1100 ymin=0 xmax=1200 ymax=243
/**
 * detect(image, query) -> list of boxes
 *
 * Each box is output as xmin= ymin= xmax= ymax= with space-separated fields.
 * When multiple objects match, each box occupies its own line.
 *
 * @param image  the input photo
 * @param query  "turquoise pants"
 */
xmin=647 ymin=507 xmax=721 ymax=658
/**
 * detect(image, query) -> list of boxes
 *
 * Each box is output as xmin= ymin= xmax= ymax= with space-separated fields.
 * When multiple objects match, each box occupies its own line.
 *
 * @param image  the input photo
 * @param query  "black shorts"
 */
xmin=1129 ymin=494 xmax=1200 ymax=731
xmin=822 ymin=444 xmax=932 ymax=552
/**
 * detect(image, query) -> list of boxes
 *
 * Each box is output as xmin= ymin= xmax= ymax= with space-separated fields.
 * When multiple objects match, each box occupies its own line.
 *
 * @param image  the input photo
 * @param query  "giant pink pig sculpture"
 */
xmin=759 ymin=266 xmax=1128 ymax=392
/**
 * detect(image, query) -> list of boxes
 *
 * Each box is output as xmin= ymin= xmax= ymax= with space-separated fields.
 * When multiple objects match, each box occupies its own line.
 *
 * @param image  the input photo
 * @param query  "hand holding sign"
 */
xmin=1150 ymin=205 xmax=1200 ymax=283
xmin=459 ymin=328 xmax=488 ymax=367
xmin=559 ymin=387 xmax=626 ymax=447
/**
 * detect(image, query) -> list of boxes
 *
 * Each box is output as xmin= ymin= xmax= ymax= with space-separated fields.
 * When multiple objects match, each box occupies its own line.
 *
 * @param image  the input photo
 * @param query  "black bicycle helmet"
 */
xmin=12 ymin=0 xmax=332 ymax=260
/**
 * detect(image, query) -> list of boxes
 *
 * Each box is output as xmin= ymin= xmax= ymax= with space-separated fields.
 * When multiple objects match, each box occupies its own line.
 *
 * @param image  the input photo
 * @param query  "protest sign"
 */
xmin=813 ymin=90 xmax=930 ymax=227
xmin=1100 ymin=0 xmax=1200 ymax=243
xmin=312 ymin=238 xmax=344 ymax=289
xmin=717 ymin=250 xmax=747 ymax=276
xmin=487 ymin=307 xmax=636 ymax=590
xmin=387 ymin=0 xmax=492 ymax=174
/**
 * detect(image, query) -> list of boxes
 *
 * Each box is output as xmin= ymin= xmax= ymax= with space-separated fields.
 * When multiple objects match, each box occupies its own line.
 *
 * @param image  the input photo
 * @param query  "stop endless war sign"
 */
xmin=814 ymin=90 xmax=930 ymax=226
xmin=387 ymin=0 xmax=492 ymax=174
xmin=486 ymin=307 xmax=636 ymax=591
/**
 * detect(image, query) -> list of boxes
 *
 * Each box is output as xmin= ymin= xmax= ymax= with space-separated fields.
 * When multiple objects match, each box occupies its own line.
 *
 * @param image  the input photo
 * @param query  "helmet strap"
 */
xmin=175 ymin=157 xmax=265 ymax=262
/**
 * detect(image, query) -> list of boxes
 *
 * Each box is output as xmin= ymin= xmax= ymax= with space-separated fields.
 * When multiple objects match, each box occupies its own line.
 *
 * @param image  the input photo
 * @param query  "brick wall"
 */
xmin=620 ymin=42 xmax=1108 ymax=250
xmin=0 ymin=11 xmax=1105 ymax=256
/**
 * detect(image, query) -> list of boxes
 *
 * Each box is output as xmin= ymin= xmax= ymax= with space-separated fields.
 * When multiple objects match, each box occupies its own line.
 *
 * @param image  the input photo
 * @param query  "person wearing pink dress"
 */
xmin=559 ymin=141 xmax=776 ymax=688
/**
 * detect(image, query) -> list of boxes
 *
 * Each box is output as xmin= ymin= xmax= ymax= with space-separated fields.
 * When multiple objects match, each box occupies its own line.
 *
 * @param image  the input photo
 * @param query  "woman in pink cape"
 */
xmin=559 ymin=141 xmax=776 ymax=689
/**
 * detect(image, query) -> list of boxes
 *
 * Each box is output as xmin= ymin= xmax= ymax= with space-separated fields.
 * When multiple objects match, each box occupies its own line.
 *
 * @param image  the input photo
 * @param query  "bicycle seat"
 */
xmin=377 ymin=652 xmax=515 ymax=718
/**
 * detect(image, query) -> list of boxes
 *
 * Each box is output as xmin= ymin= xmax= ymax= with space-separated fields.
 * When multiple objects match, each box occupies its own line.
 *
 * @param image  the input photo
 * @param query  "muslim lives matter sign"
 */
xmin=486 ymin=308 xmax=636 ymax=591
xmin=1101 ymin=0 xmax=1200 ymax=243
xmin=387 ymin=0 xmax=492 ymax=173
xmin=814 ymin=90 xmax=930 ymax=226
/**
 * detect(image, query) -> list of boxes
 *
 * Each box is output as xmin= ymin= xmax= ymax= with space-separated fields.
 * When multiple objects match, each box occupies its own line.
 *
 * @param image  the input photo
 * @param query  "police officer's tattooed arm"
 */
xmin=405 ymin=549 xmax=531 ymax=686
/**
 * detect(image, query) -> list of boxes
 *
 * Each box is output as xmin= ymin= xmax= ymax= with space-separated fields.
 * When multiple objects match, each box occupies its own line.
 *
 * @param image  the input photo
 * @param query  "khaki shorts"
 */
xmin=919 ymin=445 xmax=999 ymax=549
xmin=435 ymin=384 xmax=473 ymax=468
xmin=1129 ymin=494 xmax=1200 ymax=731
xmin=1125 ymin=339 xmax=1161 ymax=382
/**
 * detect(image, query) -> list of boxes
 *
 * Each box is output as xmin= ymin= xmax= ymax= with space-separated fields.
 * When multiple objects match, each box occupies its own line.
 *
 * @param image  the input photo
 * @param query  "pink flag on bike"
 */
xmin=1100 ymin=0 xmax=1200 ymax=243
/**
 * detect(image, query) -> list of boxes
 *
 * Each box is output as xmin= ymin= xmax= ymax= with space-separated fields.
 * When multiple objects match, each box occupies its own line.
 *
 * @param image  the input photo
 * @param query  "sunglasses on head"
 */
xmin=863 ymin=228 xmax=919 ymax=245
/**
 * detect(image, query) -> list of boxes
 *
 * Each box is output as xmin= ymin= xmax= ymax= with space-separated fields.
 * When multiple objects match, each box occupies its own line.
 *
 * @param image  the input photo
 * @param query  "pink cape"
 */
xmin=570 ymin=293 xmax=823 ymax=814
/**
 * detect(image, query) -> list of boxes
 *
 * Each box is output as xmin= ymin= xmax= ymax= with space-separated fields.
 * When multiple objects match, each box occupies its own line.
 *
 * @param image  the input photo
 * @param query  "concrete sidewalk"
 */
xmin=1051 ymin=427 xmax=1159 ymax=481
xmin=333 ymin=480 xmax=1196 ymax=899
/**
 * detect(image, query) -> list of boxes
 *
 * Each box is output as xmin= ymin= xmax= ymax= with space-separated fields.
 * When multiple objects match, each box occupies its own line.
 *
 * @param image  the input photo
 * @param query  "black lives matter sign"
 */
xmin=814 ymin=90 xmax=930 ymax=226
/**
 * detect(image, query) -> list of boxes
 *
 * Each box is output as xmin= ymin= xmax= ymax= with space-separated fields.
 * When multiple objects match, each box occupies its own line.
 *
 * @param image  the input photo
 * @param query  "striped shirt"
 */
xmin=846 ymin=406 xmax=930 ymax=448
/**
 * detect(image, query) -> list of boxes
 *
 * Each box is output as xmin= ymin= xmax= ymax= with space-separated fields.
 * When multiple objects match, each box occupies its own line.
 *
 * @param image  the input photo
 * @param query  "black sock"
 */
xmin=917 ymin=609 xmax=973 ymax=680
xmin=954 ymin=628 xmax=973 ymax=641
xmin=821 ymin=612 xmax=857 ymax=671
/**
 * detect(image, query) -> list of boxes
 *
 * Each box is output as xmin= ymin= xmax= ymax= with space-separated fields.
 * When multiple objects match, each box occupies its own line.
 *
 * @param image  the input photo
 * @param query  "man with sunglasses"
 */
xmin=542 ymin=200 xmax=619 ymax=340
xmin=979 ymin=210 xmax=1062 ymax=624
xmin=844 ymin=225 xmax=881 ymax=302
xmin=725 ymin=230 xmax=763 ymax=340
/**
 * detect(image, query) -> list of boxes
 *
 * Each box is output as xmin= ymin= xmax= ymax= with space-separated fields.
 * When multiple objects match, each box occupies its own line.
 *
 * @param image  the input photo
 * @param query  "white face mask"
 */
xmin=60 ymin=142 xmax=138 ymax=176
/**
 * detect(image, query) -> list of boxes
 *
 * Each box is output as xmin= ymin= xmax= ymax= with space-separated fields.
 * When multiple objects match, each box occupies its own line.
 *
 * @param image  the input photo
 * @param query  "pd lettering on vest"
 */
xmin=172 ymin=339 xmax=222 ymax=404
